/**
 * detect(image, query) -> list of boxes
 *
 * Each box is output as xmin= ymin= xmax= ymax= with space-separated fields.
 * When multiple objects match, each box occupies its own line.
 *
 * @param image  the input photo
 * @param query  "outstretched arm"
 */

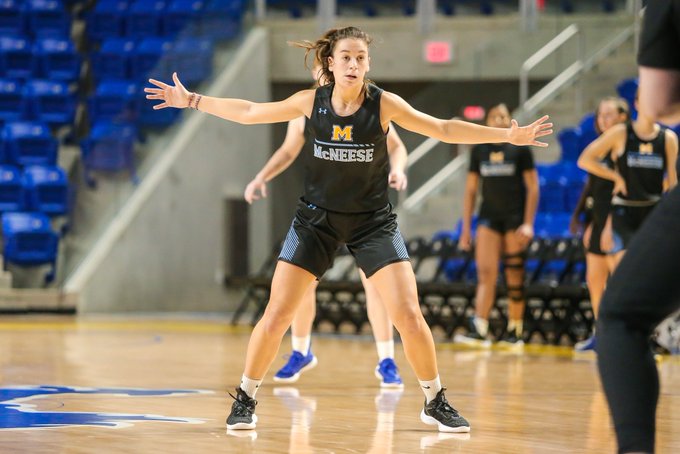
xmin=145 ymin=73 xmax=314 ymax=124
xmin=381 ymin=92 xmax=553 ymax=147
xmin=244 ymin=117 xmax=307 ymax=204
xmin=386 ymin=124 xmax=408 ymax=191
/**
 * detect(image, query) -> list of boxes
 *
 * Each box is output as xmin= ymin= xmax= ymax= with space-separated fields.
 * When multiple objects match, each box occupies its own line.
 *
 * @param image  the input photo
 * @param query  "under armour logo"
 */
xmin=318 ymin=108 xmax=327 ymax=114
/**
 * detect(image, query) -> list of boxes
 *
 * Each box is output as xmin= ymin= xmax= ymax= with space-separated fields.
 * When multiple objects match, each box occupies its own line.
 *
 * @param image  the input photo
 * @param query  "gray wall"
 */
xmin=72 ymin=29 xmax=272 ymax=313
xmin=264 ymin=13 xmax=634 ymax=82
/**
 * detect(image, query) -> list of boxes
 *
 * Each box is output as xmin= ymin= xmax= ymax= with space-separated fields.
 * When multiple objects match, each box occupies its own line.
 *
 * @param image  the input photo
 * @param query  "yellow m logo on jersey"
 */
xmin=331 ymin=125 xmax=354 ymax=142
xmin=639 ymin=142 xmax=653 ymax=154
xmin=490 ymin=151 xmax=504 ymax=163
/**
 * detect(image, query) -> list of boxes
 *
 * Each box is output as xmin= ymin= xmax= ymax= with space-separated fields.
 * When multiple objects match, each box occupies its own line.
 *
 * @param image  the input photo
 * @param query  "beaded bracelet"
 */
xmin=187 ymin=92 xmax=196 ymax=109
xmin=194 ymin=94 xmax=203 ymax=110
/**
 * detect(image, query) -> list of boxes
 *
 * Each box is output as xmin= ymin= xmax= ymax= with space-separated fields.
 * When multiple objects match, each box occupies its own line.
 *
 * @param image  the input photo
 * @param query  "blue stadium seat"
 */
xmin=1 ymin=211 xmax=59 ymax=283
xmin=86 ymin=0 xmax=129 ymax=41
xmin=578 ymin=112 xmax=598 ymax=151
xmin=536 ymin=212 xmax=572 ymax=239
xmin=0 ymin=0 xmax=24 ymax=35
xmin=172 ymin=38 xmax=212 ymax=85
xmin=200 ymin=0 xmax=244 ymax=40
xmin=616 ymin=77 xmax=638 ymax=113
xmin=22 ymin=164 xmax=68 ymax=215
xmin=0 ymin=78 xmax=27 ymax=123
xmin=558 ymin=126 xmax=581 ymax=162
xmin=34 ymin=38 xmax=80 ymax=81
xmin=137 ymin=88 xmax=180 ymax=127
xmin=2 ymin=121 xmax=57 ymax=166
xmin=24 ymin=79 xmax=76 ymax=126
xmin=80 ymin=121 xmax=138 ymax=186
xmin=162 ymin=0 xmax=204 ymax=37
xmin=91 ymin=38 xmax=135 ymax=81
xmin=0 ymin=164 xmax=25 ymax=212
xmin=25 ymin=0 xmax=71 ymax=38
xmin=131 ymin=37 xmax=173 ymax=80
xmin=0 ymin=36 xmax=35 ymax=79
xmin=125 ymin=0 xmax=167 ymax=39
xmin=559 ymin=161 xmax=587 ymax=184
xmin=87 ymin=79 xmax=139 ymax=123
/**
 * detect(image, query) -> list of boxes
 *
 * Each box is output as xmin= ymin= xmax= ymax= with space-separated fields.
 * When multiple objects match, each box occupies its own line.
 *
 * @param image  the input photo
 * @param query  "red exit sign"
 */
xmin=424 ymin=40 xmax=453 ymax=64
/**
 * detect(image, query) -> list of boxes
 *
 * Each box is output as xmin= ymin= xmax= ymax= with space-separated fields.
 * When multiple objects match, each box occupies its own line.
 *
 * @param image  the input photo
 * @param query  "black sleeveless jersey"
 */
xmin=302 ymin=83 xmax=389 ymax=213
xmin=469 ymin=143 xmax=535 ymax=220
xmin=614 ymin=123 xmax=667 ymax=203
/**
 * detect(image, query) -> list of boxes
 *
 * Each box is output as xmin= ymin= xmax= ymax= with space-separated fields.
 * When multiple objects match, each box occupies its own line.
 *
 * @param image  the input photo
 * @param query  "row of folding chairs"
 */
xmin=0 ymin=121 xmax=58 ymax=166
xmin=0 ymin=0 xmax=70 ymax=38
xmin=0 ymin=78 xmax=76 ymax=126
xmin=0 ymin=36 xmax=80 ymax=81
xmin=0 ymin=163 xmax=69 ymax=215
xmin=86 ymin=0 xmax=245 ymax=41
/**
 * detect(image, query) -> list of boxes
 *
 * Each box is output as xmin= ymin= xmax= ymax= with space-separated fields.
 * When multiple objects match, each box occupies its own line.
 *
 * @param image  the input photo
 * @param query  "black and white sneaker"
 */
xmin=497 ymin=329 xmax=525 ymax=350
xmin=420 ymin=388 xmax=470 ymax=433
xmin=454 ymin=318 xmax=491 ymax=348
xmin=226 ymin=387 xmax=258 ymax=430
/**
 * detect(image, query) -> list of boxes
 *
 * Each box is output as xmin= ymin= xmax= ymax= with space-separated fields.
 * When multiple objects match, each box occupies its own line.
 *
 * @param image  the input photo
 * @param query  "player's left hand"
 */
xmin=388 ymin=170 xmax=408 ymax=191
xmin=516 ymin=223 xmax=534 ymax=247
xmin=509 ymin=115 xmax=553 ymax=148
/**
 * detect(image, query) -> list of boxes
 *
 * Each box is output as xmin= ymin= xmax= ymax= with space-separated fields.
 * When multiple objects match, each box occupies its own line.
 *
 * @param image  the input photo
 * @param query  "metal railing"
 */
xmin=519 ymin=24 xmax=583 ymax=114
xmin=517 ymin=23 xmax=635 ymax=122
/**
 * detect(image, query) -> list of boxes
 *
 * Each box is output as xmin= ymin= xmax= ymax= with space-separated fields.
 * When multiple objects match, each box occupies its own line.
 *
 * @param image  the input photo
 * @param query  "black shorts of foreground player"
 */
xmin=145 ymin=26 xmax=552 ymax=433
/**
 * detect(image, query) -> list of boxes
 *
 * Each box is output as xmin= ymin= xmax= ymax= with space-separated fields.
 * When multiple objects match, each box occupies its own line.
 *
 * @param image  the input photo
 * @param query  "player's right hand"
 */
xmin=459 ymin=228 xmax=472 ymax=251
xmin=145 ymin=72 xmax=191 ymax=109
xmin=244 ymin=177 xmax=267 ymax=204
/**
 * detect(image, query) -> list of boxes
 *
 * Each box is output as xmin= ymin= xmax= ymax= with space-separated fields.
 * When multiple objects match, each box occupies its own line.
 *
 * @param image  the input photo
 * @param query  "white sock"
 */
xmin=418 ymin=376 xmax=442 ymax=403
xmin=474 ymin=317 xmax=489 ymax=337
xmin=376 ymin=340 xmax=394 ymax=362
xmin=508 ymin=319 xmax=523 ymax=335
xmin=292 ymin=335 xmax=311 ymax=355
xmin=240 ymin=375 xmax=262 ymax=399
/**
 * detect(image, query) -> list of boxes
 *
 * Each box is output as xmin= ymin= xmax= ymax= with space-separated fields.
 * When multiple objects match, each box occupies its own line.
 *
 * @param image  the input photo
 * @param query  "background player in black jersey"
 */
xmin=597 ymin=2 xmax=680 ymax=452
xmin=570 ymin=97 xmax=630 ymax=352
xmin=146 ymin=26 xmax=552 ymax=433
xmin=455 ymin=103 xmax=539 ymax=349
xmin=577 ymin=95 xmax=678 ymax=267
xmin=244 ymin=61 xmax=408 ymax=388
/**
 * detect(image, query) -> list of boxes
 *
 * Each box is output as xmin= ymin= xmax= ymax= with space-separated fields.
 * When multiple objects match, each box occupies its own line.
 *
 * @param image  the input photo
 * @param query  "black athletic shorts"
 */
xmin=638 ymin=0 xmax=680 ymax=70
xmin=477 ymin=215 xmax=523 ymax=234
xmin=610 ymin=204 xmax=657 ymax=252
xmin=587 ymin=201 xmax=611 ymax=256
xmin=278 ymin=198 xmax=410 ymax=279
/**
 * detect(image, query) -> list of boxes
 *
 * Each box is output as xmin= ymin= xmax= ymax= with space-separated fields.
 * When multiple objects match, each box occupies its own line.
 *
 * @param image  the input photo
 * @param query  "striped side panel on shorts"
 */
xmin=279 ymin=223 xmax=300 ymax=261
xmin=392 ymin=227 xmax=409 ymax=260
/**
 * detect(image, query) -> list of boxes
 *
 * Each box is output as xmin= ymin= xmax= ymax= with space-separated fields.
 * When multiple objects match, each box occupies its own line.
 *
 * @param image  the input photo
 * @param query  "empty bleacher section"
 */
xmin=0 ymin=0 xmax=248 ymax=292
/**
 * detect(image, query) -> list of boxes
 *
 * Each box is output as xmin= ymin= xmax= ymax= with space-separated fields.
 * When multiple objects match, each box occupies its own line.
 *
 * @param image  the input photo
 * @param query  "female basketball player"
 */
xmin=146 ymin=26 xmax=552 ymax=433
xmin=571 ymin=97 xmax=630 ymax=352
xmin=244 ymin=62 xmax=408 ymax=388
xmin=577 ymin=96 xmax=678 ymax=267
xmin=455 ymin=103 xmax=539 ymax=349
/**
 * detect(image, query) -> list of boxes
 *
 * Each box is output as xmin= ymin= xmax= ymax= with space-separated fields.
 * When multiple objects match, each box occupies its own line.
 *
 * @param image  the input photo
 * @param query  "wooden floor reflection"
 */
xmin=0 ymin=316 xmax=678 ymax=453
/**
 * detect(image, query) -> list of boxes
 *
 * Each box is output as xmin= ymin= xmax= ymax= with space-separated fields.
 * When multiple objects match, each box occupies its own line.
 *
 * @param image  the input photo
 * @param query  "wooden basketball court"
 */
xmin=0 ymin=316 xmax=678 ymax=453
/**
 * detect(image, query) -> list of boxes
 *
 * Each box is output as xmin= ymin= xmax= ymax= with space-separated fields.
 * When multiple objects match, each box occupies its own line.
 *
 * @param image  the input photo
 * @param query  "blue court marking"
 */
xmin=0 ymin=385 xmax=210 ymax=430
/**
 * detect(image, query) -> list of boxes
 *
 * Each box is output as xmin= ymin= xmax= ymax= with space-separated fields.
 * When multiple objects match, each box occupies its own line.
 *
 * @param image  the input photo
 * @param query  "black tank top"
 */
xmin=589 ymin=155 xmax=614 ymax=209
xmin=614 ymin=122 xmax=667 ymax=203
xmin=302 ymin=83 xmax=389 ymax=213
